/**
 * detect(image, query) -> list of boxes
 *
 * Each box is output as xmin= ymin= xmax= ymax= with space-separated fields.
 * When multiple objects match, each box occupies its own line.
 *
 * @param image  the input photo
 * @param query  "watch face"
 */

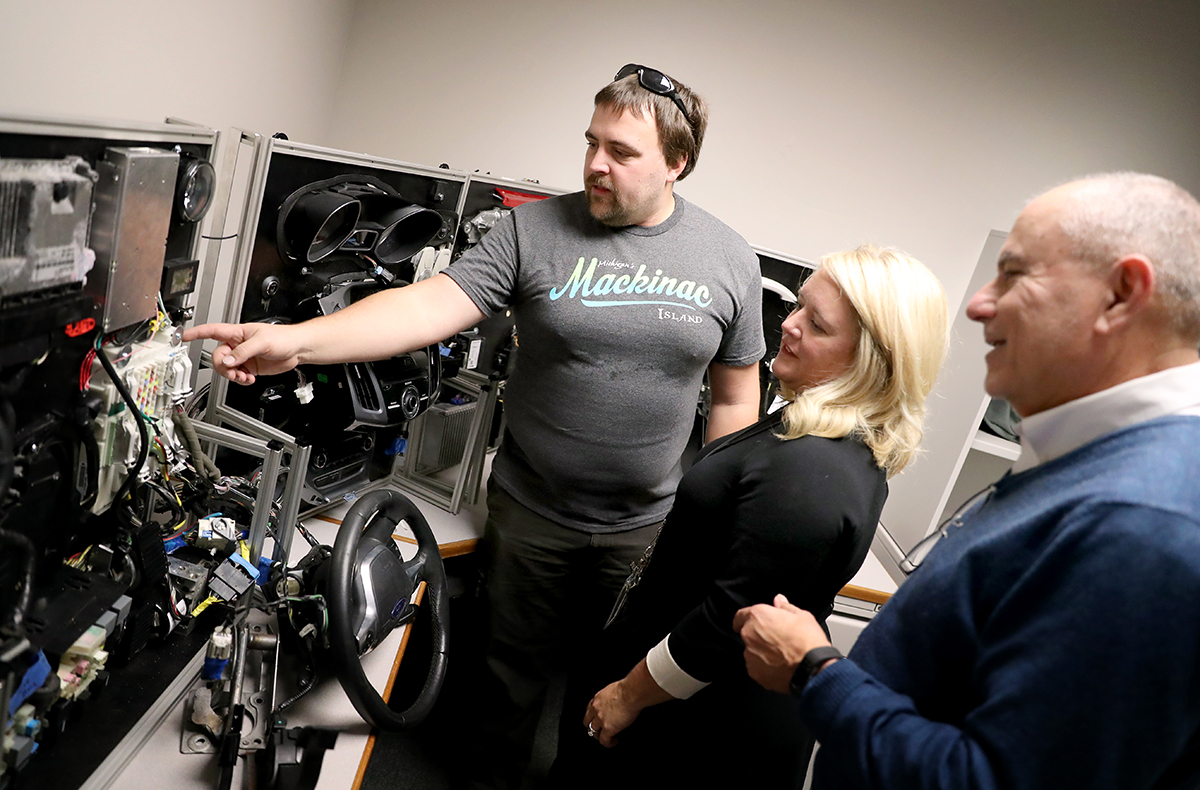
xmin=791 ymin=646 xmax=842 ymax=696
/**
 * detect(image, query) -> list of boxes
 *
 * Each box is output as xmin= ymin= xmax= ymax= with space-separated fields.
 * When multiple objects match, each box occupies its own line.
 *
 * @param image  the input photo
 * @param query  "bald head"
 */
xmin=968 ymin=173 xmax=1200 ymax=416
xmin=1053 ymin=173 xmax=1200 ymax=341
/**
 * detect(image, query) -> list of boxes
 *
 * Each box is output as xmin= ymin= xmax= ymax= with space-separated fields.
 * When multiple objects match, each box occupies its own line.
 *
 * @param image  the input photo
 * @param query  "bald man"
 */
xmin=737 ymin=172 xmax=1200 ymax=790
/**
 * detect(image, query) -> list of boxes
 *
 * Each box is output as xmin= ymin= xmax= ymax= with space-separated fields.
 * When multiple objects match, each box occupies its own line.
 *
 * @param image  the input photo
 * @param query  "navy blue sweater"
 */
xmin=803 ymin=415 xmax=1200 ymax=790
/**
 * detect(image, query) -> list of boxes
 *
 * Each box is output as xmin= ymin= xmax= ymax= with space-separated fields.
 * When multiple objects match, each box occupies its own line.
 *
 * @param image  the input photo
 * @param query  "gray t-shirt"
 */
xmin=445 ymin=192 xmax=764 ymax=532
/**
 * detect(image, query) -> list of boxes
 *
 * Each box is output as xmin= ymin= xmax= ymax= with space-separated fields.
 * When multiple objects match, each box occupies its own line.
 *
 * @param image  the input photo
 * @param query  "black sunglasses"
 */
xmin=615 ymin=64 xmax=690 ymax=123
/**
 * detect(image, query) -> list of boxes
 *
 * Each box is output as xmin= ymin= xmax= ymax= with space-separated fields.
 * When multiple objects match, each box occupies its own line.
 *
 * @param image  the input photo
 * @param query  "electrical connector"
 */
xmin=95 ymin=610 xmax=118 ymax=640
xmin=165 ymin=353 xmax=193 ymax=406
xmin=110 ymin=595 xmax=132 ymax=630
xmin=61 ymin=627 xmax=105 ymax=665
xmin=201 ymin=626 xmax=233 ymax=681
xmin=195 ymin=516 xmax=239 ymax=551
xmin=56 ymin=627 xmax=108 ymax=701
xmin=5 ymin=733 xmax=36 ymax=771
xmin=208 ymin=552 xmax=259 ymax=602
xmin=12 ymin=704 xmax=40 ymax=738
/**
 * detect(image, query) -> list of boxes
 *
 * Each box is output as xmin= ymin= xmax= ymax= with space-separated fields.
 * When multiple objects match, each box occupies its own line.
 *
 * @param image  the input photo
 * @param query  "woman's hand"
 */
xmin=584 ymin=680 xmax=642 ymax=748
xmin=582 ymin=658 xmax=673 ymax=748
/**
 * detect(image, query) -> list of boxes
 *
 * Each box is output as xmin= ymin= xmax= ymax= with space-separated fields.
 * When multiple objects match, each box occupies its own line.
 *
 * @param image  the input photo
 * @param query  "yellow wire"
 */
xmin=67 ymin=546 xmax=93 ymax=569
xmin=190 ymin=595 xmax=221 ymax=616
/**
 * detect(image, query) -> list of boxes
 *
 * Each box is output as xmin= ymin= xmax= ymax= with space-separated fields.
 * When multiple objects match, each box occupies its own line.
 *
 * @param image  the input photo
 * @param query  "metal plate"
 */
xmin=88 ymin=147 xmax=178 ymax=332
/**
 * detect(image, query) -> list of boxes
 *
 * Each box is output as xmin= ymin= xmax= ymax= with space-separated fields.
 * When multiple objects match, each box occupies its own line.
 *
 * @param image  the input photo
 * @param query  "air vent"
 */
xmin=347 ymin=363 xmax=380 ymax=412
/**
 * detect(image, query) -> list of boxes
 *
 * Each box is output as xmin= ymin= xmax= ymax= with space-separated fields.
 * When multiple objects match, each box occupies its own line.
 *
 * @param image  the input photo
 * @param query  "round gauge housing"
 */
xmin=176 ymin=155 xmax=217 ymax=223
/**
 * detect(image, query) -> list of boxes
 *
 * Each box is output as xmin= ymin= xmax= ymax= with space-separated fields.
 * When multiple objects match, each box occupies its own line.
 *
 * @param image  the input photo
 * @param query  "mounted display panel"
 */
xmin=205 ymin=136 xmax=470 ymax=510
xmin=390 ymin=174 xmax=570 ymax=514
xmin=0 ymin=114 xmax=292 ymax=789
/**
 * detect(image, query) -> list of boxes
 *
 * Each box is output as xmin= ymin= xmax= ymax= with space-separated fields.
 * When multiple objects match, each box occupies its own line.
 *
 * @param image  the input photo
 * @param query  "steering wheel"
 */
xmin=325 ymin=488 xmax=449 ymax=730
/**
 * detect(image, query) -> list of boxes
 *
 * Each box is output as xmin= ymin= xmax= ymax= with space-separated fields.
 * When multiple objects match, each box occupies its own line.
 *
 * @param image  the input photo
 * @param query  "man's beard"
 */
xmin=586 ymin=177 xmax=640 ymax=227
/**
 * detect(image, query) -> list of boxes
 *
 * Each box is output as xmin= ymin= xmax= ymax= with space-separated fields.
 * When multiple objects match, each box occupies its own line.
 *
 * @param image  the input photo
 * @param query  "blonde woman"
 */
xmin=551 ymin=245 xmax=950 ymax=789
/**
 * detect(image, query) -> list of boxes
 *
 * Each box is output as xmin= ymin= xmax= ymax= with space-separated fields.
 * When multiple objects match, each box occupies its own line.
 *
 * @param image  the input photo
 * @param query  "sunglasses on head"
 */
xmin=615 ymin=63 xmax=690 ymax=122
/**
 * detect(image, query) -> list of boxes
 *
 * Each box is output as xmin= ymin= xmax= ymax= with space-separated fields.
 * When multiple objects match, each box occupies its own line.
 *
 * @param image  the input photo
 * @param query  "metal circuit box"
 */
xmin=0 ymin=157 xmax=97 ymax=298
xmin=416 ymin=399 xmax=477 ymax=472
xmin=88 ymin=146 xmax=179 ymax=332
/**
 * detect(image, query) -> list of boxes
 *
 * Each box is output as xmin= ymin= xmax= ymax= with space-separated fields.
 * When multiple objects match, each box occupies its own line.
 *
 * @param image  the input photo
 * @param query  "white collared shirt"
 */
xmin=1011 ymin=361 xmax=1200 ymax=474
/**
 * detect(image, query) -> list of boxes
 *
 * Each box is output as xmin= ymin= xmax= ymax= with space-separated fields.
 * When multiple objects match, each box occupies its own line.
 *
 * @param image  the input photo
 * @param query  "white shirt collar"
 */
xmin=1011 ymin=361 xmax=1200 ymax=474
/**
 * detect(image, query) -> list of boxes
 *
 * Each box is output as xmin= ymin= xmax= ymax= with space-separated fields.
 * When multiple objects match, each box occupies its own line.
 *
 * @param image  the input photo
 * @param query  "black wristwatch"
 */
xmin=789 ymin=646 xmax=844 ymax=697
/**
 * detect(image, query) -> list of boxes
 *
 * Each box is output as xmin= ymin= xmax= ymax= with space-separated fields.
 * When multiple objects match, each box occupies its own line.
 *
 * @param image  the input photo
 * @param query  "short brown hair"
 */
xmin=594 ymin=70 xmax=708 ymax=181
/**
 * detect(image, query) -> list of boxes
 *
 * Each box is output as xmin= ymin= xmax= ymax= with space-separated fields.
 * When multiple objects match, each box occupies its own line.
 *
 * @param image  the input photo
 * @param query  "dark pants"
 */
xmin=552 ymin=670 xmax=815 ymax=789
xmin=473 ymin=480 xmax=661 ymax=789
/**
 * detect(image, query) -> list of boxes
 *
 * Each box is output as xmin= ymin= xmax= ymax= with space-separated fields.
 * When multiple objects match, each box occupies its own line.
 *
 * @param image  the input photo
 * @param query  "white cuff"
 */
xmin=645 ymin=635 xmax=710 ymax=700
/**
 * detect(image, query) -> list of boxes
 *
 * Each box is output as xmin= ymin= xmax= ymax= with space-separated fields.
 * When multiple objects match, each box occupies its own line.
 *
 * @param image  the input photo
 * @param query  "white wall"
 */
xmin=0 ymin=0 xmax=357 ymax=142
xmin=1 ymin=0 xmax=1197 ymax=314
xmin=325 ymin=0 xmax=1200 ymax=311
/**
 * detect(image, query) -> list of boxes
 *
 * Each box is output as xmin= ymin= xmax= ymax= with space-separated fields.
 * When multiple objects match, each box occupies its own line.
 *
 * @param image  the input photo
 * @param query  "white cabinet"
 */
xmin=872 ymin=231 xmax=1019 ymax=581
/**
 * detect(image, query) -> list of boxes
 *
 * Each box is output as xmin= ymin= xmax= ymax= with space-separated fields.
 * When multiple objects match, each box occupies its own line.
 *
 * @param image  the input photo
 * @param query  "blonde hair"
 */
xmin=777 ymin=245 xmax=949 ymax=477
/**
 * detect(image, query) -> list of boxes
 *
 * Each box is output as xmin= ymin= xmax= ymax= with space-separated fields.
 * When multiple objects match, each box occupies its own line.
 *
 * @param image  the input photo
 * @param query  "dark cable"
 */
xmin=73 ymin=392 xmax=101 ymax=512
xmin=294 ymin=519 xmax=321 ymax=549
xmin=0 ymin=367 xmax=31 ymax=509
xmin=0 ymin=400 xmax=14 ymax=510
xmin=142 ymin=477 xmax=187 ymax=531
xmin=0 ymin=528 xmax=36 ymax=632
xmin=78 ymin=427 xmax=100 ymax=512
xmin=273 ymin=634 xmax=318 ymax=713
xmin=96 ymin=345 xmax=150 ymax=510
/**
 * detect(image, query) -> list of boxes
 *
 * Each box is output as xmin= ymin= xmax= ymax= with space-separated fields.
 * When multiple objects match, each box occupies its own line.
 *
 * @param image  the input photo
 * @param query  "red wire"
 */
xmin=80 ymin=347 xmax=97 ymax=391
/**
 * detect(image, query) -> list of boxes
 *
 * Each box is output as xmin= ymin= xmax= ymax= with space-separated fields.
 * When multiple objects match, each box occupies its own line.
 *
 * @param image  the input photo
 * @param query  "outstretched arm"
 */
xmin=183 ymin=273 xmax=485 ymax=384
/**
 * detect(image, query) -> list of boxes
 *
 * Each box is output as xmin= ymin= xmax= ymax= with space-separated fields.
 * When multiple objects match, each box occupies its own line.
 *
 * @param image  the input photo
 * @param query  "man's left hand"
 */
xmin=734 ymin=594 xmax=832 ymax=693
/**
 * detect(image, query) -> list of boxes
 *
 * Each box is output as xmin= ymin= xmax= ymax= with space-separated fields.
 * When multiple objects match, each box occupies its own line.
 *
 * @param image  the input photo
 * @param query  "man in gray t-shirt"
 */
xmin=446 ymin=191 xmax=764 ymax=533
xmin=185 ymin=64 xmax=764 ymax=786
